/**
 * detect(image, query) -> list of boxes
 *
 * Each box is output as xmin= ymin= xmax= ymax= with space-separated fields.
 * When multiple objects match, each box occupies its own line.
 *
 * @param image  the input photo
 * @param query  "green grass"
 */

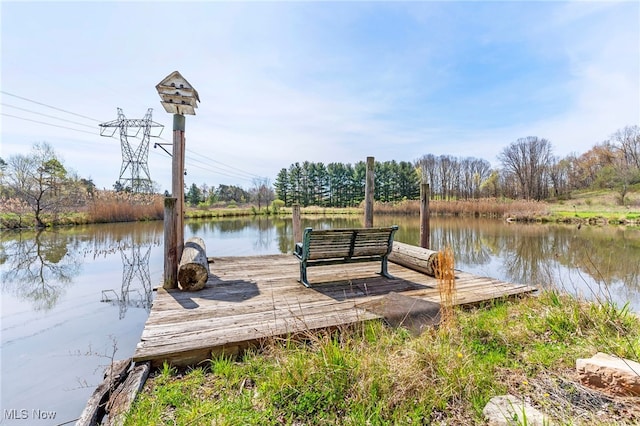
xmin=0 ymin=211 xmax=91 ymax=228
xmin=184 ymin=205 xmax=363 ymax=219
xmin=125 ymin=292 xmax=640 ymax=425
xmin=546 ymin=189 xmax=640 ymax=224
xmin=3 ymin=189 xmax=638 ymax=229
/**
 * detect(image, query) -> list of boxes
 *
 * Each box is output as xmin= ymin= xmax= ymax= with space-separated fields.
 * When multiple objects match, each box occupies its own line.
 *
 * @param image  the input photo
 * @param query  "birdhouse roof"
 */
xmin=156 ymin=71 xmax=200 ymax=102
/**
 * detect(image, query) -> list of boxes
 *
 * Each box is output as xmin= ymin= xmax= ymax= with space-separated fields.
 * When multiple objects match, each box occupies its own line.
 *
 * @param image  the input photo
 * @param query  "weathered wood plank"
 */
xmin=104 ymin=362 xmax=151 ymax=426
xmin=133 ymin=253 xmax=536 ymax=367
xmin=135 ymin=307 xmax=381 ymax=363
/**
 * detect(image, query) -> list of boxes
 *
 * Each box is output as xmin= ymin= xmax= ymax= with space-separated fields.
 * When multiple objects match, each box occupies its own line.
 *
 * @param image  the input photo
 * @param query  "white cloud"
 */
xmin=2 ymin=1 xmax=638 ymax=189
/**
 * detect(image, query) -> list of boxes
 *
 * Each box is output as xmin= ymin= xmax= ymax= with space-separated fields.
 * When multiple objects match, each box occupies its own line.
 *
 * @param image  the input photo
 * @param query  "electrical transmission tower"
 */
xmin=99 ymin=108 xmax=164 ymax=193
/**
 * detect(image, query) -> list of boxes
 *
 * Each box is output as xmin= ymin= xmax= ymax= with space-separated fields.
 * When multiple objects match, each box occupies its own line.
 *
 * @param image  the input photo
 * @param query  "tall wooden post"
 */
xmin=172 ymin=114 xmax=186 ymax=262
xmin=420 ymin=183 xmax=430 ymax=249
xmin=163 ymin=197 xmax=178 ymax=289
xmin=364 ymin=156 xmax=374 ymax=228
xmin=292 ymin=203 xmax=302 ymax=249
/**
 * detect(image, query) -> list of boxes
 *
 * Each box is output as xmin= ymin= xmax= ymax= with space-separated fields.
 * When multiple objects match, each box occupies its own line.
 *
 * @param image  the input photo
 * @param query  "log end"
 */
xmin=178 ymin=264 xmax=208 ymax=291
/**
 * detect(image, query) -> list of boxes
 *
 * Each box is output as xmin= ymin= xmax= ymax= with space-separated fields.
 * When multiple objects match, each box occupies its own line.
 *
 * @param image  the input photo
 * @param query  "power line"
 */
xmin=1 ymin=90 xmax=102 ymax=122
xmin=1 ymin=90 xmax=272 ymax=185
xmin=184 ymin=148 xmax=264 ymax=179
xmin=183 ymin=157 xmax=255 ymax=182
xmin=151 ymin=145 xmax=258 ymax=182
xmin=184 ymin=153 xmax=259 ymax=181
xmin=2 ymin=90 xmax=265 ymax=181
xmin=1 ymin=112 xmax=102 ymax=137
xmin=156 ymin=135 xmax=265 ymax=181
xmin=2 ymin=103 xmax=97 ymax=129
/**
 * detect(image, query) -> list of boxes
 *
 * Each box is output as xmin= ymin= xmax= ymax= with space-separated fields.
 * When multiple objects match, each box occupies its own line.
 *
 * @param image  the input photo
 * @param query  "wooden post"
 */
xmin=292 ymin=203 xmax=302 ymax=248
xmin=172 ymin=114 xmax=186 ymax=262
xmin=164 ymin=197 xmax=178 ymax=289
xmin=364 ymin=156 xmax=374 ymax=228
xmin=420 ymin=183 xmax=430 ymax=249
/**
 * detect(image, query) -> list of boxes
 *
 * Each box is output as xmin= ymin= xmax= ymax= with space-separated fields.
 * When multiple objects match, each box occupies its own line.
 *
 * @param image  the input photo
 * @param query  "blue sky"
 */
xmin=1 ymin=1 xmax=638 ymax=192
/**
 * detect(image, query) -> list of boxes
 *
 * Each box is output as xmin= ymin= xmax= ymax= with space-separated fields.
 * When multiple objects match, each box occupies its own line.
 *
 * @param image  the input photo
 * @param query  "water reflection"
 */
xmin=0 ymin=222 xmax=162 ymax=314
xmin=369 ymin=216 xmax=640 ymax=300
xmin=192 ymin=215 xmax=639 ymax=307
xmin=93 ymin=222 xmax=161 ymax=318
xmin=0 ymin=230 xmax=82 ymax=310
xmin=100 ymin=245 xmax=153 ymax=319
xmin=2 ymin=217 xmax=637 ymax=313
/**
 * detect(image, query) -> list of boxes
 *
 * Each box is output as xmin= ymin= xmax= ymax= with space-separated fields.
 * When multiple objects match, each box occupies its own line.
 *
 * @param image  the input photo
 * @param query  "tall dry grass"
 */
xmin=87 ymin=190 xmax=164 ymax=223
xmin=436 ymin=246 xmax=456 ymax=327
xmin=373 ymin=198 xmax=549 ymax=218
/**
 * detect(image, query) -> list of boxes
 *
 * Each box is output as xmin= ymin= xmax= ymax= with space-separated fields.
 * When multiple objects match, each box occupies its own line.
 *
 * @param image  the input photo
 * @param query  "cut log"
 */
xmin=178 ymin=237 xmax=210 ymax=291
xmin=389 ymin=241 xmax=440 ymax=277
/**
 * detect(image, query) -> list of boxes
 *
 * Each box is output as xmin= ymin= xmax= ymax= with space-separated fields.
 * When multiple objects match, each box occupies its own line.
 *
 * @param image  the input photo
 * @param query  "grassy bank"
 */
xmin=547 ymin=190 xmax=640 ymax=225
xmin=2 ymin=191 xmax=638 ymax=229
xmin=185 ymin=198 xmax=552 ymax=221
xmin=186 ymin=205 xmax=363 ymax=219
xmin=0 ymin=192 xmax=165 ymax=229
xmin=125 ymin=292 xmax=639 ymax=425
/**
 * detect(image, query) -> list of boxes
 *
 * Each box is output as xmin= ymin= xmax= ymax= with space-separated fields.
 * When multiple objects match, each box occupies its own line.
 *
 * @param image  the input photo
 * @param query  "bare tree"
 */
xmin=4 ymin=142 xmax=78 ymax=227
xmin=498 ymin=136 xmax=554 ymax=200
xmin=251 ymin=177 xmax=275 ymax=211
xmin=611 ymin=125 xmax=640 ymax=169
xmin=548 ymin=156 xmax=572 ymax=198
xmin=607 ymin=126 xmax=640 ymax=204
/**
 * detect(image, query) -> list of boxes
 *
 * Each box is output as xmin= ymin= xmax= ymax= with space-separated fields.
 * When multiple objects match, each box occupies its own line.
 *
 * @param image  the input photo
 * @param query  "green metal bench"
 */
xmin=294 ymin=226 xmax=399 ymax=287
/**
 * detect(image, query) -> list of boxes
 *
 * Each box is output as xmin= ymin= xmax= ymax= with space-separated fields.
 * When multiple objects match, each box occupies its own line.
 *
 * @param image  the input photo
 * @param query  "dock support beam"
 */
xmin=364 ymin=156 xmax=374 ymax=228
xmin=172 ymin=114 xmax=186 ymax=263
xmin=164 ymin=197 xmax=178 ymax=288
xmin=292 ymin=203 xmax=302 ymax=248
xmin=420 ymin=183 xmax=430 ymax=249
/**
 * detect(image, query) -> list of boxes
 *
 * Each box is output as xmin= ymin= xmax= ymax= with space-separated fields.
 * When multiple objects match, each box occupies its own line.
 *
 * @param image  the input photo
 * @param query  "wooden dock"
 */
xmin=133 ymin=254 xmax=536 ymax=367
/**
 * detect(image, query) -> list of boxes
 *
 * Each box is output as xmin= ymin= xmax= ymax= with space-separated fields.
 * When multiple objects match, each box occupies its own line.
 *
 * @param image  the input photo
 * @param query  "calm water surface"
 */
xmin=1 ymin=216 xmax=639 ymax=424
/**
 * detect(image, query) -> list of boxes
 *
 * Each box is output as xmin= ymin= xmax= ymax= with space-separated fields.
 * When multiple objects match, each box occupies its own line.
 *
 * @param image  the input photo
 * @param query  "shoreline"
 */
xmin=2 ymin=210 xmax=639 ymax=231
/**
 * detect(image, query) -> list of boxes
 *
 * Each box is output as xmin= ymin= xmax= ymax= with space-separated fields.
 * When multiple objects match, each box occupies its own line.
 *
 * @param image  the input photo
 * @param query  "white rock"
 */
xmin=483 ymin=394 xmax=550 ymax=426
xmin=576 ymin=352 xmax=640 ymax=396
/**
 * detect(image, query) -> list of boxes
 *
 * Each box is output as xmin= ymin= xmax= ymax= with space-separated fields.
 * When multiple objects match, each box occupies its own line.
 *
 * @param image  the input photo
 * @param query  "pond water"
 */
xmin=1 ymin=216 xmax=639 ymax=424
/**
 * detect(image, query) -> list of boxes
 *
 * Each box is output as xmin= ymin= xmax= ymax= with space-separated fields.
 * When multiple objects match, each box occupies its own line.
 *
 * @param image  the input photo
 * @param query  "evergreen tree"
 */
xmin=274 ymin=168 xmax=289 ymax=205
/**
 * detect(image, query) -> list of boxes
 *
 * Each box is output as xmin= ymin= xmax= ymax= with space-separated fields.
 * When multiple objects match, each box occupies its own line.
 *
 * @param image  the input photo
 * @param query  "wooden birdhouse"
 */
xmin=156 ymin=71 xmax=200 ymax=115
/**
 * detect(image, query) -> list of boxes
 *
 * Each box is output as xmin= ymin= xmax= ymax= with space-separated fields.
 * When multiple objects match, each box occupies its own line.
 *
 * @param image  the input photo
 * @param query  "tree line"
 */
xmin=496 ymin=126 xmax=640 ymax=204
xmin=272 ymin=125 xmax=640 ymax=206
xmin=273 ymin=160 xmax=420 ymax=208
xmin=2 ymin=125 xmax=638 ymax=228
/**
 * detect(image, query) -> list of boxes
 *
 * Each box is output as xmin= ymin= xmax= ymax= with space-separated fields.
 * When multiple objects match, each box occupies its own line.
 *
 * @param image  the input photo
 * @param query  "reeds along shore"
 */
xmin=0 ymin=195 xmax=559 ymax=229
xmin=372 ymin=198 xmax=549 ymax=218
xmin=87 ymin=192 xmax=164 ymax=223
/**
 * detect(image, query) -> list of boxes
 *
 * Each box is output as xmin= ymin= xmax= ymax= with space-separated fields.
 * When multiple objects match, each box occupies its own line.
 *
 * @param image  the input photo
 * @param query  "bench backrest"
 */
xmin=301 ymin=226 xmax=398 ymax=261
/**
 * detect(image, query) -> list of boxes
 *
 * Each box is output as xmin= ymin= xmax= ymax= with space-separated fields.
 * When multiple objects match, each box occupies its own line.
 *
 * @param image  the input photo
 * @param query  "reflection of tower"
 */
xmin=101 ymin=245 xmax=153 ymax=319
xmin=119 ymin=245 xmax=153 ymax=318
xmin=99 ymin=108 xmax=164 ymax=193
